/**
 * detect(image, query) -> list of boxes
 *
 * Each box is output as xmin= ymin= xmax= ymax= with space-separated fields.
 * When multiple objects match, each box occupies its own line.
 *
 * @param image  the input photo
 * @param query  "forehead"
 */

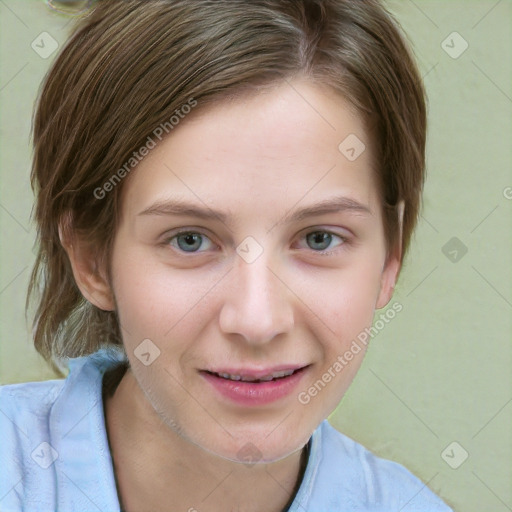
xmin=119 ymin=79 xmax=379 ymax=225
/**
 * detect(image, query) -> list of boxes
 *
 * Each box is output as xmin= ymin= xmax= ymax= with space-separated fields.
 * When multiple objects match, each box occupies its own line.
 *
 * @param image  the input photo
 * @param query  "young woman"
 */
xmin=1 ymin=1 xmax=454 ymax=510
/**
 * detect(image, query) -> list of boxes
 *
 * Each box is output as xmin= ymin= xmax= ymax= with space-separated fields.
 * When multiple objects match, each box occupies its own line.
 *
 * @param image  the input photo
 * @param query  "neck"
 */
xmin=103 ymin=366 xmax=308 ymax=512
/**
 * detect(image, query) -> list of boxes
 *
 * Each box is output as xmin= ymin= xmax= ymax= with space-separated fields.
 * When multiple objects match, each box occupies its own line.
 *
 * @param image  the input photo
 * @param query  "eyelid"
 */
xmin=298 ymin=224 xmax=352 ymax=241
xmin=299 ymin=225 xmax=352 ymax=237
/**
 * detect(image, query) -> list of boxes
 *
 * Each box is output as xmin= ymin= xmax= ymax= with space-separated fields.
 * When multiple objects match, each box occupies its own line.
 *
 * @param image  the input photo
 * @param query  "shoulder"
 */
xmin=0 ymin=376 xmax=65 ymax=410
xmin=0 ymin=347 xmax=127 ymax=512
xmin=0 ymin=377 xmax=65 ymax=442
xmin=298 ymin=420 xmax=453 ymax=511
xmin=0 ymin=346 xmax=127 ymax=445
xmin=0 ymin=378 xmax=65 ymax=511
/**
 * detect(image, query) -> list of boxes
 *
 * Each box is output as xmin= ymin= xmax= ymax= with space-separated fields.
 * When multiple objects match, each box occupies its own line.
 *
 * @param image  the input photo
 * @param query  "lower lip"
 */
xmin=201 ymin=367 xmax=308 ymax=406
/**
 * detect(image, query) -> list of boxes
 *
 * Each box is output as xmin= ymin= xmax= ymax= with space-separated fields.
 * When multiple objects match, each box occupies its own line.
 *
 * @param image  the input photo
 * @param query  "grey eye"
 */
xmin=306 ymin=231 xmax=333 ymax=251
xmin=176 ymin=233 xmax=204 ymax=252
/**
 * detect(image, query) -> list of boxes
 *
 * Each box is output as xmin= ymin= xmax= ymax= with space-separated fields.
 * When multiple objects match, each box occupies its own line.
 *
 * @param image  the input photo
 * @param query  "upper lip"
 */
xmin=202 ymin=364 xmax=308 ymax=379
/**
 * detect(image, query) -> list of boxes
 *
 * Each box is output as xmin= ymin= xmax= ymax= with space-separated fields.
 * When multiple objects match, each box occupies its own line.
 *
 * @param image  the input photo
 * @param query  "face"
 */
xmin=107 ymin=79 xmax=399 ymax=464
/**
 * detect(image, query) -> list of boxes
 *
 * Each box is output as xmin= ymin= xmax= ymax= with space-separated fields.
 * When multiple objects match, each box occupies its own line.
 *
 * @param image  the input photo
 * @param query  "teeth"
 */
xmin=241 ymin=375 xmax=259 ymax=382
xmin=271 ymin=369 xmax=295 ymax=378
xmin=219 ymin=372 xmax=241 ymax=381
xmin=216 ymin=369 xmax=296 ymax=382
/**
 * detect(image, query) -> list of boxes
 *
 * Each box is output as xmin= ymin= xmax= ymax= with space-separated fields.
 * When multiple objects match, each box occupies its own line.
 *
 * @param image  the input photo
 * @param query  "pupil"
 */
xmin=308 ymin=232 xmax=331 ymax=250
xmin=178 ymin=233 xmax=201 ymax=252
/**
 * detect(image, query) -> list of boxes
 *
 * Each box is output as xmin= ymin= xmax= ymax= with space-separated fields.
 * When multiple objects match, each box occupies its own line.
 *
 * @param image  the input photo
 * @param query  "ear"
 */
xmin=376 ymin=201 xmax=404 ymax=309
xmin=58 ymin=214 xmax=115 ymax=311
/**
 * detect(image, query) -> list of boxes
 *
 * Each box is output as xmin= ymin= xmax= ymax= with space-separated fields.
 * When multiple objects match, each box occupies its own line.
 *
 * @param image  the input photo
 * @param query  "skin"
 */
xmin=62 ymin=78 xmax=401 ymax=512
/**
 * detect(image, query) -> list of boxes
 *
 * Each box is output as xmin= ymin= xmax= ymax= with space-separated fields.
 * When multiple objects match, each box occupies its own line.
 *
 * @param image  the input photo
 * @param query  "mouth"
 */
xmin=203 ymin=367 xmax=305 ymax=383
xmin=200 ymin=365 xmax=310 ymax=406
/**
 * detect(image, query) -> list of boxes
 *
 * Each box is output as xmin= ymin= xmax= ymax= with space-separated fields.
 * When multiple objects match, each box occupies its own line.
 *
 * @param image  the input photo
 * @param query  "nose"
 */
xmin=218 ymin=252 xmax=295 ymax=345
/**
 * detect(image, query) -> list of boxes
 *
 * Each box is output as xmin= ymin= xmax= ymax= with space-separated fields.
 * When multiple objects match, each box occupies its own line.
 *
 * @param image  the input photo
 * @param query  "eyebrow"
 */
xmin=137 ymin=195 xmax=372 ymax=227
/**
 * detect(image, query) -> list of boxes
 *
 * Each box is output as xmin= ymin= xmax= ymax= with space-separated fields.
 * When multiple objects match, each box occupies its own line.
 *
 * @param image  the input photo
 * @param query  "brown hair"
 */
xmin=28 ymin=0 xmax=426 ymax=367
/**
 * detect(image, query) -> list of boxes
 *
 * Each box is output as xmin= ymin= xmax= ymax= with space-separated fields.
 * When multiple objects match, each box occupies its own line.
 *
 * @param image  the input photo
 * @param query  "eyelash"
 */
xmin=162 ymin=228 xmax=349 ymax=256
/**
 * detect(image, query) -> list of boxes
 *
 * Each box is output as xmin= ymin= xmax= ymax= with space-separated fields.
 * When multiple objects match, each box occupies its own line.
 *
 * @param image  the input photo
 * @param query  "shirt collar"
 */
xmin=49 ymin=347 xmax=127 ymax=511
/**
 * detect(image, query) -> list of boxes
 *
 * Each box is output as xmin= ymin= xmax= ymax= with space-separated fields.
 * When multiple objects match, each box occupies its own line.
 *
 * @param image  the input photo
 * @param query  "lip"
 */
xmin=200 ymin=365 xmax=310 ymax=406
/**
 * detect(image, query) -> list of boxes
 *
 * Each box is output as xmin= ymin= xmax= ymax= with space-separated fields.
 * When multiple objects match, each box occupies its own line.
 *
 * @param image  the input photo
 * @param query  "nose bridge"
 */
xmin=239 ymin=255 xmax=277 ymax=309
xmin=219 ymin=250 xmax=294 ymax=344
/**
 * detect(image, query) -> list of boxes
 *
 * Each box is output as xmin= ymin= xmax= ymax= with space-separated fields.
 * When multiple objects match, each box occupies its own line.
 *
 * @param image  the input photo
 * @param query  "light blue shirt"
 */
xmin=0 ymin=348 xmax=453 ymax=511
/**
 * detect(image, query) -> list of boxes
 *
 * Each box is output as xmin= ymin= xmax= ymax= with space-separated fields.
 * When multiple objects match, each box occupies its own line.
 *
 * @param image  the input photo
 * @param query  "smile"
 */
xmin=200 ymin=366 xmax=310 ymax=406
xmin=207 ymin=368 xmax=297 ymax=382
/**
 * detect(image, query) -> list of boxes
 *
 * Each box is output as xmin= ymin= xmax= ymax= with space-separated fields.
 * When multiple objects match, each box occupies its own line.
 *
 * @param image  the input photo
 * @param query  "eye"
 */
xmin=166 ymin=231 xmax=214 ymax=253
xmin=299 ymin=230 xmax=347 ymax=253
xmin=163 ymin=228 xmax=347 ymax=255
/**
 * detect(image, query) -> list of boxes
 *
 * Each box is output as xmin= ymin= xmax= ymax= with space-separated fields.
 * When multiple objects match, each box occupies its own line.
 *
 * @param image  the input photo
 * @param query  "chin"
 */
xmin=191 ymin=417 xmax=315 ymax=465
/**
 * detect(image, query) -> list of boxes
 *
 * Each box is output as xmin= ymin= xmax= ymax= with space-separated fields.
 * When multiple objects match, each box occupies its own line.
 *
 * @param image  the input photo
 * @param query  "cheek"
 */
xmin=298 ymin=258 xmax=383 ymax=343
xmin=292 ymin=264 xmax=382 ymax=419
xmin=110 ymin=251 xmax=220 ymax=345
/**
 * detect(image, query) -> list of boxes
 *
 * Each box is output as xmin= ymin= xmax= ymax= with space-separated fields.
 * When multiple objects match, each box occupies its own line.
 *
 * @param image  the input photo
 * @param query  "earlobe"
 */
xmin=58 ymin=218 xmax=115 ymax=312
xmin=376 ymin=200 xmax=404 ymax=309
xmin=376 ymin=254 xmax=400 ymax=309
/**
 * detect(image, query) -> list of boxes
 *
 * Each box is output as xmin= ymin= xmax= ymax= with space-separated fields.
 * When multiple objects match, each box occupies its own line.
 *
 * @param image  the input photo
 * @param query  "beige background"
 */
xmin=1 ymin=1 xmax=511 ymax=511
